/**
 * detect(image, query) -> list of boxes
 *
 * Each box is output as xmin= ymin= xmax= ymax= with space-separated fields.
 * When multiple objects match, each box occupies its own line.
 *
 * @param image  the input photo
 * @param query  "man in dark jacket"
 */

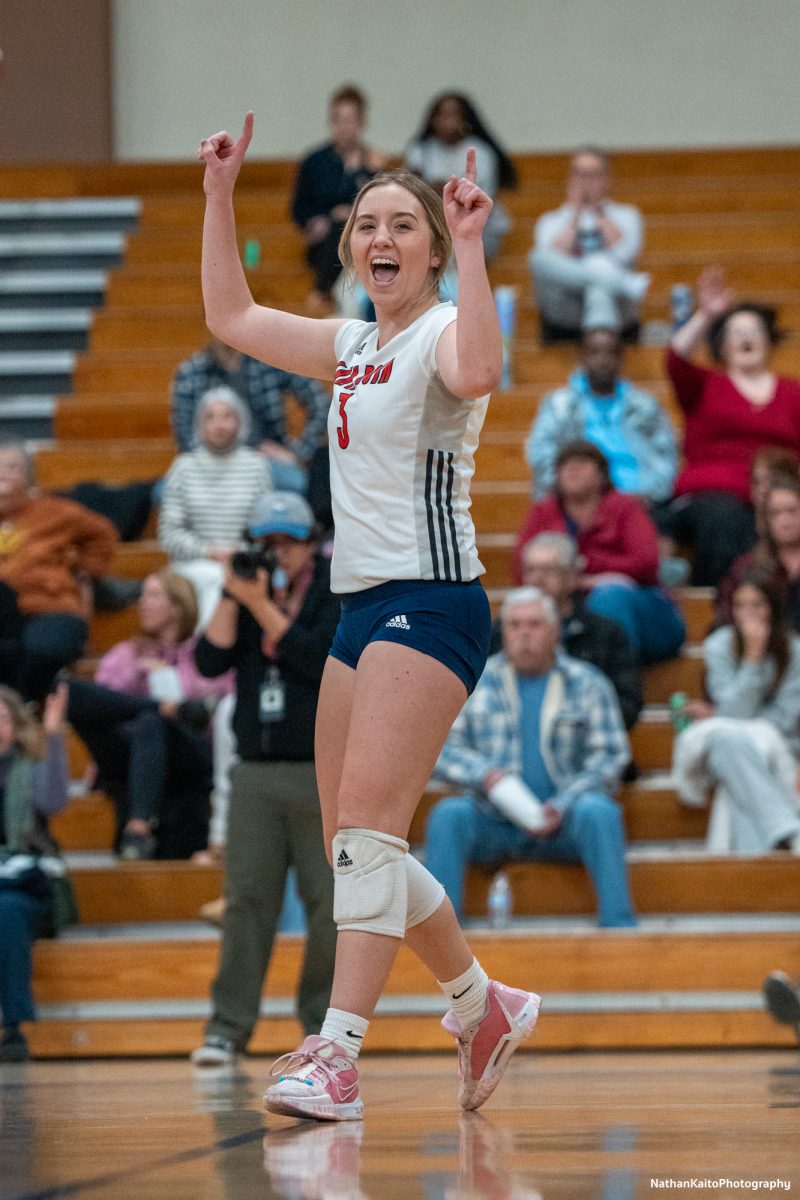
xmin=191 ymin=492 xmax=340 ymax=1065
xmin=491 ymin=531 xmax=643 ymax=730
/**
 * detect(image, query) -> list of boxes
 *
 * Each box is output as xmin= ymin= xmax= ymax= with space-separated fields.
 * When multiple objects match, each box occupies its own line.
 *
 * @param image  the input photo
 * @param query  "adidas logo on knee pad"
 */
xmin=332 ymin=828 xmax=409 ymax=939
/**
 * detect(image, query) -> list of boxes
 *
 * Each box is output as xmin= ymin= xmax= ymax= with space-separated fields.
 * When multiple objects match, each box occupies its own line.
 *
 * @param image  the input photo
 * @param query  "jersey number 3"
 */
xmin=337 ymin=390 xmax=352 ymax=449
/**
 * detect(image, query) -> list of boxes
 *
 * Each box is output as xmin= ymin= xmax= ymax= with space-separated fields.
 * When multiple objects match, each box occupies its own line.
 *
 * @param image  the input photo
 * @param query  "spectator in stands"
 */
xmin=656 ymin=267 xmax=800 ymax=586
xmin=159 ymin=385 xmax=272 ymax=627
xmin=509 ymin=533 xmax=643 ymax=730
xmin=763 ymin=971 xmax=800 ymax=1039
xmin=426 ymin=587 xmax=636 ymax=928
xmin=749 ymin=446 xmax=800 ymax=539
xmin=672 ymin=570 xmax=800 ymax=854
xmin=0 ymin=440 xmax=117 ymax=702
xmin=66 ymin=570 xmax=233 ymax=861
xmin=0 ymin=682 xmax=69 ymax=1062
xmin=190 ymin=492 xmax=339 ymax=1066
xmin=170 ymin=336 xmax=330 ymax=495
xmin=527 ymin=327 xmax=677 ymax=504
xmin=529 ymin=147 xmax=649 ymax=341
xmin=290 ymin=84 xmax=385 ymax=315
xmin=514 ymin=441 xmax=685 ymax=663
xmin=716 ymin=477 xmax=800 ymax=631
xmin=405 ymin=91 xmax=516 ymax=297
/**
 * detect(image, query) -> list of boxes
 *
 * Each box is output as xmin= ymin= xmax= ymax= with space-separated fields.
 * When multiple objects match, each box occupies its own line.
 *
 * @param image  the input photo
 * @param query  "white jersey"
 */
xmin=329 ymin=302 xmax=488 ymax=594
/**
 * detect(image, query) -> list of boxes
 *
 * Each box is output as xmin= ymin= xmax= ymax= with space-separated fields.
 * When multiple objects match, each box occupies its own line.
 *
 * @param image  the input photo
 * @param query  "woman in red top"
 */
xmin=515 ymin=440 xmax=685 ymax=662
xmin=656 ymin=267 xmax=800 ymax=586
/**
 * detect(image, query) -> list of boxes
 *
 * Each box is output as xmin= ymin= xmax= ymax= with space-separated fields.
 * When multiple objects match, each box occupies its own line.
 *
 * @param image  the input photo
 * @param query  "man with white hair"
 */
xmin=515 ymin=532 xmax=643 ymax=730
xmin=426 ymin=587 xmax=637 ymax=928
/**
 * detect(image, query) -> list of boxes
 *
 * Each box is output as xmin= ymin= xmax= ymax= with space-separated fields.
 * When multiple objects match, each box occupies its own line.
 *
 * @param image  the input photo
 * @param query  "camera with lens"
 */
xmin=230 ymin=545 xmax=278 ymax=581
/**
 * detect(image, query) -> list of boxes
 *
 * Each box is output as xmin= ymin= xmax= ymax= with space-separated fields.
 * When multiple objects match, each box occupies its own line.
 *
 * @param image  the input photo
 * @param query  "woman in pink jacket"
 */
xmin=66 ymin=570 xmax=232 ymax=859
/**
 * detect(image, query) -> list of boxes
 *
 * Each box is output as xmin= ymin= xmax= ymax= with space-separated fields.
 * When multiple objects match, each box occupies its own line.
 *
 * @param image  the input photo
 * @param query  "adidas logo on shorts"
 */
xmin=337 ymin=848 xmax=354 ymax=868
xmin=386 ymin=614 xmax=411 ymax=630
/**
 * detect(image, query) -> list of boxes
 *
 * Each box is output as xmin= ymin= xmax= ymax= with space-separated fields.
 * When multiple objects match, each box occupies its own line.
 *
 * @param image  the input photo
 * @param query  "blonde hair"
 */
xmin=147 ymin=570 xmax=199 ymax=642
xmin=0 ymin=685 xmax=44 ymax=760
xmin=338 ymin=170 xmax=452 ymax=294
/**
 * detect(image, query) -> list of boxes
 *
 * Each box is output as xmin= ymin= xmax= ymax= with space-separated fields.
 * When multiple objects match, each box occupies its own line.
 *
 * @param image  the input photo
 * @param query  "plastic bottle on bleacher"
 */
xmin=670 ymin=284 xmax=693 ymax=330
xmin=487 ymin=871 xmax=513 ymax=929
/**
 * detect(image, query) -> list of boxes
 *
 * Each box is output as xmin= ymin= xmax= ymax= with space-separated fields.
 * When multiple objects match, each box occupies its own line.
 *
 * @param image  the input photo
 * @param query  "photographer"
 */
xmin=191 ymin=492 xmax=339 ymax=1065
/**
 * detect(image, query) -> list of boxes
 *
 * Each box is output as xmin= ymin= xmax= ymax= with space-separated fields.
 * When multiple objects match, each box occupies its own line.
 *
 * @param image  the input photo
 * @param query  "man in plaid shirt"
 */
xmin=426 ymin=586 xmax=637 ymax=927
xmin=171 ymin=338 xmax=330 ymax=492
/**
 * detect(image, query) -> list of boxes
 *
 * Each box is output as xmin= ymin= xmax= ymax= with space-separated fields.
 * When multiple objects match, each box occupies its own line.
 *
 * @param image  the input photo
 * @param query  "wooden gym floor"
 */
xmin=3 ymin=1049 xmax=799 ymax=1199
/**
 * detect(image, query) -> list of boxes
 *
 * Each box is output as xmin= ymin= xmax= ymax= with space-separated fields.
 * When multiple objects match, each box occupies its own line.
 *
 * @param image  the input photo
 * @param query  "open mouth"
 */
xmin=371 ymin=257 xmax=399 ymax=284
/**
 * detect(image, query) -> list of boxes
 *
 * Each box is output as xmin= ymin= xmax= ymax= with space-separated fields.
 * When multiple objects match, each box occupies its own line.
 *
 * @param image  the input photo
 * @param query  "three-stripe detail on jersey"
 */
xmin=425 ymin=449 xmax=462 ymax=583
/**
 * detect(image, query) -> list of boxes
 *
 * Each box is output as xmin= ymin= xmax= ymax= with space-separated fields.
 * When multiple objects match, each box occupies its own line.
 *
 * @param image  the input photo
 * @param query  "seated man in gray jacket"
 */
xmin=425 ymin=587 xmax=637 ymax=928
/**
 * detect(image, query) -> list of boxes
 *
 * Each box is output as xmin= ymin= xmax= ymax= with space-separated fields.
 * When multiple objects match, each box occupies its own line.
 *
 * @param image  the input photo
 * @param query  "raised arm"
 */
xmin=435 ymin=148 xmax=503 ymax=400
xmin=200 ymin=112 xmax=344 ymax=381
xmin=670 ymin=266 xmax=733 ymax=360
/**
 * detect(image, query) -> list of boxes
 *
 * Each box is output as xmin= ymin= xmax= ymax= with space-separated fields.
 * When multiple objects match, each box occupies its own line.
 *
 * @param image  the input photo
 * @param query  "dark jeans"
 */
xmin=586 ymin=585 xmax=686 ymax=664
xmin=0 ymin=582 xmax=87 ymax=702
xmin=67 ymin=678 xmax=212 ymax=856
xmin=207 ymin=760 xmax=336 ymax=1047
xmin=306 ymin=221 xmax=346 ymax=296
xmin=652 ymin=491 xmax=757 ymax=587
xmin=0 ymin=886 xmax=52 ymax=1024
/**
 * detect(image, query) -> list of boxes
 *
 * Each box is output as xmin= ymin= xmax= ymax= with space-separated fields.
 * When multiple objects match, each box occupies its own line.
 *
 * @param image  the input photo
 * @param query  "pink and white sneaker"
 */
xmin=263 ymin=1036 xmax=364 ymax=1122
xmin=442 ymin=981 xmax=541 ymax=1111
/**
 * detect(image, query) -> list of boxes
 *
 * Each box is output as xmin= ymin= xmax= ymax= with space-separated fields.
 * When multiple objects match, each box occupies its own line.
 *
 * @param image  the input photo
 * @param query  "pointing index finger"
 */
xmin=239 ymin=110 xmax=254 ymax=151
xmin=464 ymin=147 xmax=477 ymax=185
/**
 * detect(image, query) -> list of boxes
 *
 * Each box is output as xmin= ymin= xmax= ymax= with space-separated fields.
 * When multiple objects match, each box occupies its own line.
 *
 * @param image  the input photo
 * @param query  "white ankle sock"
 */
xmin=438 ymin=958 xmax=490 ymax=1028
xmin=318 ymin=1008 xmax=369 ymax=1059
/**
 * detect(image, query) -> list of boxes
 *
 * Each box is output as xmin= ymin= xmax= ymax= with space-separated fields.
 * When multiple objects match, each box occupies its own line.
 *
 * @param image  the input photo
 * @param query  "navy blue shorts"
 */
xmin=329 ymin=578 xmax=491 ymax=695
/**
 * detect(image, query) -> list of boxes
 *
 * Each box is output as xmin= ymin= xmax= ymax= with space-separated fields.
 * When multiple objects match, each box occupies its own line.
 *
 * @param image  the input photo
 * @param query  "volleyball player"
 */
xmin=199 ymin=112 xmax=540 ymax=1121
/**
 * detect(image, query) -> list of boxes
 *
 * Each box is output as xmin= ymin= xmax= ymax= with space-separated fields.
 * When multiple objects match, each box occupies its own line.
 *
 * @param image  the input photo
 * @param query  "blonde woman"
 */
xmin=199 ymin=113 xmax=540 ymax=1121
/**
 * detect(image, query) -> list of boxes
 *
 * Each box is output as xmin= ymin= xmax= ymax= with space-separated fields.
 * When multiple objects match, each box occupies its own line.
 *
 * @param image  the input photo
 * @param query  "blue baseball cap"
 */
xmin=248 ymin=491 xmax=315 ymax=540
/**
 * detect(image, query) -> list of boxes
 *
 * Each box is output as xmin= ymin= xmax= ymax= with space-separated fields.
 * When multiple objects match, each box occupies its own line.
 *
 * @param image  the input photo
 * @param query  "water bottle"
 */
xmin=487 ymin=871 xmax=512 ymax=929
xmin=577 ymin=209 xmax=604 ymax=255
xmin=668 ymin=692 xmax=692 ymax=732
xmin=670 ymin=284 xmax=693 ymax=331
xmin=243 ymin=238 xmax=261 ymax=269
xmin=493 ymin=285 xmax=517 ymax=391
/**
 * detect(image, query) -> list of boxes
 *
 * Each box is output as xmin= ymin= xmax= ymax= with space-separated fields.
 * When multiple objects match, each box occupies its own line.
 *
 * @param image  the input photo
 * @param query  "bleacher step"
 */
xmin=0 ymin=197 xmax=139 ymax=234
xmin=61 ymin=853 xmax=800 ymax=923
xmin=0 ymin=350 xmax=74 ymax=396
xmin=29 ymin=924 xmax=800 ymax=1056
xmin=0 ymin=269 xmax=106 ymax=309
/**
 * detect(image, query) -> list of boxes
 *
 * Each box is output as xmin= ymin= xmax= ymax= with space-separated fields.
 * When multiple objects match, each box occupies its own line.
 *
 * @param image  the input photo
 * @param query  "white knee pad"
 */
xmin=406 ymin=855 xmax=445 ymax=930
xmin=333 ymin=828 xmax=409 ymax=939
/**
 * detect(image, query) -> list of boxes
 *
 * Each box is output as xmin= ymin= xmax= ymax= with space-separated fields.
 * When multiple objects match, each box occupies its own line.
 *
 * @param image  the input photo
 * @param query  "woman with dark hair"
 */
xmin=716 ymin=477 xmax=800 ymax=630
xmin=673 ymin=570 xmax=800 ymax=854
xmin=405 ymin=92 xmax=516 ymax=291
xmin=656 ymin=267 xmax=800 ymax=586
xmin=514 ymin=440 xmax=685 ymax=662
xmin=750 ymin=445 xmax=800 ymax=538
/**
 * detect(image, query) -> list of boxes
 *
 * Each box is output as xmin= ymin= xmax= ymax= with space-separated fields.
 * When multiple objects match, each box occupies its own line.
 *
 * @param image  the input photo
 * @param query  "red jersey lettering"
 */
xmin=337 ymin=390 xmax=352 ymax=449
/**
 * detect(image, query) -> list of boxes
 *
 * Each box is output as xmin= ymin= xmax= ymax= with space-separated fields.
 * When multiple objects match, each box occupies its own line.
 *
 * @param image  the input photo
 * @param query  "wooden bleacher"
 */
xmin=6 ymin=145 xmax=800 ymax=1056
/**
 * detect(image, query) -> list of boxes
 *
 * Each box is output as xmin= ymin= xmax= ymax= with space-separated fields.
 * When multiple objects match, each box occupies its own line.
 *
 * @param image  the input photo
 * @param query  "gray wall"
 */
xmin=112 ymin=0 xmax=800 ymax=160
